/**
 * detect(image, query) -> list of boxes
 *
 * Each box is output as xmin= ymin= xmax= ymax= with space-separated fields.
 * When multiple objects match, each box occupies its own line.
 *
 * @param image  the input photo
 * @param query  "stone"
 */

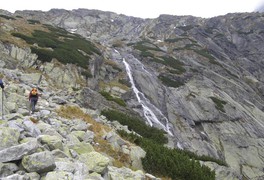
xmin=22 ymin=151 xmax=56 ymax=173
xmin=55 ymin=158 xmax=76 ymax=173
xmin=45 ymin=171 xmax=74 ymax=180
xmin=129 ymin=146 xmax=146 ymax=170
xmin=0 ymin=163 xmax=19 ymax=178
xmin=69 ymin=142 xmax=94 ymax=155
xmin=0 ymin=139 xmax=39 ymax=162
xmin=107 ymin=166 xmax=145 ymax=180
xmin=71 ymin=131 xmax=86 ymax=141
xmin=23 ymin=119 xmax=41 ymax=138
xmin=79 ymin=152 xmax=110 ymax=174
xmin=0 ymin=127 xmax=20 ymax=151
xmin=38 ymin=135 xmax=63 ymax=151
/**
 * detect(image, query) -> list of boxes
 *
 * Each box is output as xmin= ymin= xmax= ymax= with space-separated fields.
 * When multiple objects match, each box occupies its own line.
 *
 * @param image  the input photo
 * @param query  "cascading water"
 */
xmin=122 ymin=57 xmax=173 ymax=136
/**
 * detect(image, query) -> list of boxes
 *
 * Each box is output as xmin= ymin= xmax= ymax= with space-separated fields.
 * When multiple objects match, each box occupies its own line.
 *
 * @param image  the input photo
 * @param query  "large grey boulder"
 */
xmin=45 ymin=171 xmax=74 ymax=180
xmin=0 ymin=127 xmax=20 ymax=150
xmin=68 ymin=142 xmax=94 ymax=155
xmin=0 ymin=139 xmax=39 ymax=162
xmin=106 ymin=166 xmax=145 ymax=180
xmin=72 ymin=162 xmax=90 ymax=180
xmin=38 ymin=135 xmax=63 ymax=151
xmin=129 ymin=146 xmax=146 ymax=170
xmin=22 ymin=151 xmax=56 ymax=173
xmin=23 ymin=119 xmax=41 ymax=137
xmin=1 ymin=174 xmax=26 ymax=180
xmin=79 ymin=152 xmax=110 ymax=174
xmin=0 ymin=163 xmax=19 ymax=178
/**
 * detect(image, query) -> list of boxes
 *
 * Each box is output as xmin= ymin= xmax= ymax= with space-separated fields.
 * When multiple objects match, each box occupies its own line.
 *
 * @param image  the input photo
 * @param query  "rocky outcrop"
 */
xmin=0 ymin=63 xmax=159 ymax=179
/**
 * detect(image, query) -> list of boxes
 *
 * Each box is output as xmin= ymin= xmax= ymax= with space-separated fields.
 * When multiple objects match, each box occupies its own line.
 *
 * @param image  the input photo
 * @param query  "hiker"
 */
xmin=0 ymin=79 xmax=4 ymax=89
xmin=0 ymin=74 xmax=4 ymax=89
xmin=29 ymin=87 xmax=39 ymax=114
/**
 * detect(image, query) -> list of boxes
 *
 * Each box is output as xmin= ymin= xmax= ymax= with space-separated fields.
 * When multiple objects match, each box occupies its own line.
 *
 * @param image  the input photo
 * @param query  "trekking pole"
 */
xmin=1 ymin=89 xmax=3 ymax=120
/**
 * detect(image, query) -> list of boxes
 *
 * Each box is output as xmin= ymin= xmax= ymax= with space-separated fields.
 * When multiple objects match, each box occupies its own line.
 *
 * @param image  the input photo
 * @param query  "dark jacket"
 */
xmin=0 ymin=79 xmax=4 ymax=89
xmin=29 ymin=89 xmax=39 ymax=101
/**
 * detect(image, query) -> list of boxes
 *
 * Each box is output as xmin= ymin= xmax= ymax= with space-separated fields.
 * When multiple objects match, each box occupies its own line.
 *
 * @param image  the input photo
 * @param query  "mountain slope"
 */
xmin=1 ymin=9 xmax=264 ymax=179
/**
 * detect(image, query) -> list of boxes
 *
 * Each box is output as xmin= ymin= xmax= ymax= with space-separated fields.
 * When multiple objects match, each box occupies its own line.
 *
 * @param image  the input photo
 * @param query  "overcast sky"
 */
xmin=2 ymin=0 xmax=264 ymax=18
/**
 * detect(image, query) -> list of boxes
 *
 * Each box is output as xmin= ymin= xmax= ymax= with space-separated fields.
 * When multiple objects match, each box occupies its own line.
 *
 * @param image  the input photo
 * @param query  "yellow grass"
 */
xmin=56 ymin=105 xmax=132 ymax=167
xmin=0 ymin=16 xmax=48 ymax=47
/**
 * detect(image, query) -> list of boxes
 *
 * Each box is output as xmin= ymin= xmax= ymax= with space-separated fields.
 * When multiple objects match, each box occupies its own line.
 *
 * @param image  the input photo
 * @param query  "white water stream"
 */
xmin=122 ymin=57 xmax=173 ymax=136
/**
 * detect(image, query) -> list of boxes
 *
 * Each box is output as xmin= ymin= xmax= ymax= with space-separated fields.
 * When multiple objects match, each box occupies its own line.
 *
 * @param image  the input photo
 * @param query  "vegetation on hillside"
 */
xmin=0 ymin=14 xmax=16 ymax=20
xmin=209 ymin=96 xmax=227 ymax=113
xmin=101 ymin=109 xmax=167 ymax=144
xmin=11 ymin=24 xmax=101 ymax=68
xmin=129 ymin=40 xmax=186 ymax=75
xmin=55 ymin=106 xmax=131 ymax=168
xmin=99 ymin=91 xmax=126 ymax=107
xmin=158 ymin=74 xmax=184 ymax=88
xmin=101 ymin=109 xmax=228 ymax=180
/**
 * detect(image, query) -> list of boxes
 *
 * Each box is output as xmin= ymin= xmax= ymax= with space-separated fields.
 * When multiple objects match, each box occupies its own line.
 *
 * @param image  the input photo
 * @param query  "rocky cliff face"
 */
xmin=1 ymin=9 xmax=264 ymax=179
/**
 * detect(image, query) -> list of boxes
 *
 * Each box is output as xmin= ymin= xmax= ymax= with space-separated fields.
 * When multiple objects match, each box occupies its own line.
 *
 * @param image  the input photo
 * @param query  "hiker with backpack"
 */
xmin=0 ymin=77 xmax=4 ymax=89
xmin=0 ymin=75 xmax=4 ymax=119
xmin=29 ymin=87 xmax=39 ymax=114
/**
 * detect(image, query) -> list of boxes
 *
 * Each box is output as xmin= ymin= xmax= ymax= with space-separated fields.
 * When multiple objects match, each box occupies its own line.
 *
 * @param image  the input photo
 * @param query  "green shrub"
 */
xmin=118 ymin=79 xmax=131 ymax=87
xmin=133 ymin=40 xmax=163 ymax=52
xmin=101 ymin=109 xmax=167 ymax=144
xmin=27 ymin=19 xmax=41 ymax=24
xmin=30 ymin=47 xmax=53 ymax=62
xmin=177 ymin=25 xmax=194 ymax=31
xmin=81 ymin=70 xmax=93 ymax=78
xmin=100 ymin=92 xmax=126 ymax=107
xmin=160 ymin=56 xmax=186 ymax=74
xmin=158 ymin=75 xmax=184 ymax=88
xmin=209 ymin=97 xmax=227 ymax=112
xmin=118 ymin=130 xmax=217 ymax=180
xmin=164 ymin=38 xmax=185 ymax=43
xmin=194 ymin=49 xmax=214 ymax=60
xmin=0 ymin=14 xmax=15 ymax=20
xmin=132 ymin=40 xmax=186 ymax=74
xmin=11 ymin=25 xmax=101 ymax=68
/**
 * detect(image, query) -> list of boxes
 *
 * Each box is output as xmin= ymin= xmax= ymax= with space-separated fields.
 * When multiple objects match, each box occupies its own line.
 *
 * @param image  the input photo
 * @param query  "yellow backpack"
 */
xmin=31 ymin=88 xmax=38 ymax=95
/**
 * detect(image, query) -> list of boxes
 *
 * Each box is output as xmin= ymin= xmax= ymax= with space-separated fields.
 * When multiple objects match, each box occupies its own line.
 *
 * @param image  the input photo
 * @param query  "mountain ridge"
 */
xmin=1 ymin=9 xmax=264 ymax=179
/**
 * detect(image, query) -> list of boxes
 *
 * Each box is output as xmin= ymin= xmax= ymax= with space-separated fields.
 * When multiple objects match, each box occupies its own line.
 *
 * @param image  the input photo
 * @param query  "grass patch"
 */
xmin=209 ymin=97 xmax=227 ymax=113
xmin=177 ymin=25 xmax=194 ymax=31
xmin=55 ymin=105 xmax=131 ymax=168
xmin=104 ymin=59 xmax=122 ymax=72
xmin=100 ymin=91 xmax=126 ymax=107
xmin=158 ymin=74 xmax=184 ymax=88
xmin=194 ymin=49 xmax=215 ymax=61
xmin=131 ymin=40 xmax=186 ymax=74
xmin=133 ymin=40 xmax=163 ymax=53
xmin=27 ymin=19 xmax=41 ymax=24
xmin=29 ymin=117 xmax=39 ymax=123
xmin=11 ymin=24 xmax=101 ymax=68
xmin=101 ymin=109 xmax=168 ymax=144
xmin=81 ymin=70 xmax=93 ymax=78
xmin=0 ymin=14 xmax=15 ymax=20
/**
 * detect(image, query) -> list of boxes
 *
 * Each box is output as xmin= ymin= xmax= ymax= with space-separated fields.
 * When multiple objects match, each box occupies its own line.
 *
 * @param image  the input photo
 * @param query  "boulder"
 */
xmin=0 ymin=127 xmax=20 ymax=150
xmin=22 ymin=151 xmax=56 ymax=173
xmin=0 ymin=139 xmax=39 ymax=162
xmin=79 ymin=152 xmax=110 ymax=174
xmin=68 ymin=142 xmax=94 ymax=155
xmin=45 ymin=171 xmax=74 ymax=180
xmin=38 ymin=135 xmax=63 ymax=151
xmin=0 ymin=163 xmax=19 ymax=178
xmin=107 ymin=166 xmax=145 ymax=180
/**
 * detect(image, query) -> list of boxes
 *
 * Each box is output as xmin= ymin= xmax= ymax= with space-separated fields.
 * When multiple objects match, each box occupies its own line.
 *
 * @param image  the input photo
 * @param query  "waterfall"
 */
xmin=122 ymin=58 xmax=173 ymax=136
